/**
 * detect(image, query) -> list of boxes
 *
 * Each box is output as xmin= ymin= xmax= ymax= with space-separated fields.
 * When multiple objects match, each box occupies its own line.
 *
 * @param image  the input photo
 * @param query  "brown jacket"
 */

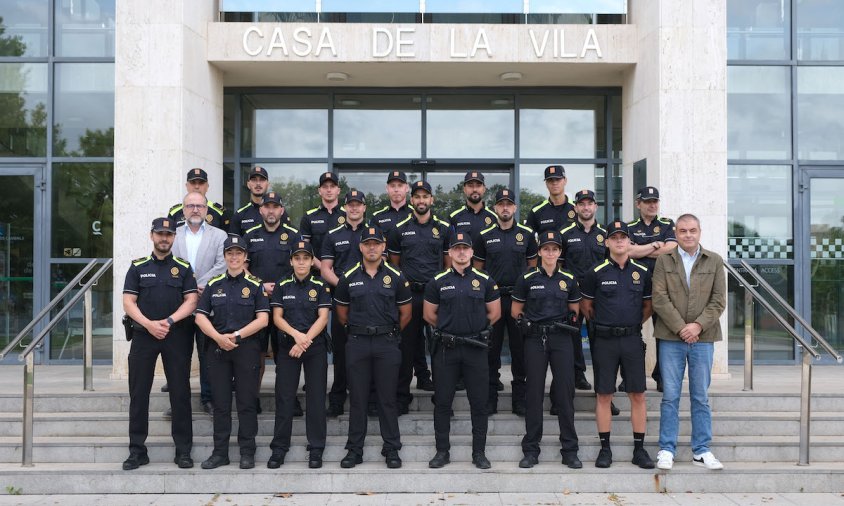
xmin=651 ymin=246 xmax=726 ymax=342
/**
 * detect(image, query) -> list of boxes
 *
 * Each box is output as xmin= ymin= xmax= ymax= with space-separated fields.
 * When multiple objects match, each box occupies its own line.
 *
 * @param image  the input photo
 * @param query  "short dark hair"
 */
xmin=676 ymin=213 xmax=700 ymax=227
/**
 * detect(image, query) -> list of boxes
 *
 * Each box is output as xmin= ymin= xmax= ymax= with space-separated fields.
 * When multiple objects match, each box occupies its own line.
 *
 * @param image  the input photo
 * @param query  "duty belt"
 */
xmin=409 ymin=281 xmax=427 ymax=293
xmin=498 ymin=286 xmax=514 ymax=296
xmin=527 ymin=320 xmax=579 ymax=336
xmin=592 ymin=323 xmax=641 ymax=337
xmin=348 ymin=324 xmax=397 ymax=336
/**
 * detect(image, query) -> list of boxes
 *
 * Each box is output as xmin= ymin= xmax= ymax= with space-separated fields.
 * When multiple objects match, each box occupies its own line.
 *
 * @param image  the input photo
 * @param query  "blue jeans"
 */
xmin=658 ymin=340 xmax=714 ymax=455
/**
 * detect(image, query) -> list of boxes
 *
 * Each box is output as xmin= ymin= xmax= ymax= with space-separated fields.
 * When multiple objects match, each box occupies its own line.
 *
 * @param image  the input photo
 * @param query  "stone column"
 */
xmin=622 ymin=0 xmax=729 ymax=377
xmin=112 ymin=2 xmax=224 ymax=378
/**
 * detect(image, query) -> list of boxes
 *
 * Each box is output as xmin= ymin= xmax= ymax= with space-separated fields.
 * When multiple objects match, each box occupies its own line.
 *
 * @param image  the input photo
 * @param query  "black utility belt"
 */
xmin=527 ymin=320 xmax=579 ymax=336
xmin=347 ymin=324 xmax=397 ymax=336
xmin=408 ymin=281 xmax=427 ymax=292
xmin=592 ymin=323 xmax=641 ymax=338
xmin=498 ymin=286 xmax=514 ymax=296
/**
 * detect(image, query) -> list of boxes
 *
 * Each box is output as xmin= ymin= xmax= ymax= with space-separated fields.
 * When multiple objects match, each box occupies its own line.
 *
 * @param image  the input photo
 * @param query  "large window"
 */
xmin=797 ymin=67 xmax=844 ymax=161
xmin=727 ymin=66 xmax=791 ymax=160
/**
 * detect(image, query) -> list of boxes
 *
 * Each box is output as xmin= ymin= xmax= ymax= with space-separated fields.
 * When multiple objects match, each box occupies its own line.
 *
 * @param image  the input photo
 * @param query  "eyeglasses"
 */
xmin=185 ymin=204 xmax=207 ymax=210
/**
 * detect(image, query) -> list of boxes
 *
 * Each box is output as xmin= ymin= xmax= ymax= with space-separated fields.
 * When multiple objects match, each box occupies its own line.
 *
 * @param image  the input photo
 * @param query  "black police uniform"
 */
xmin=387 ymin=211 xmax=451 ymax=410
xmin=580 ymin=257 xmax=652 ymax=394
xmin=123 ymin=251 xmax=197 ymax=462
xmin=334 ymin=259 xmax=412 ymax=459
xmin=196 ymin=270 xmax=270 ymax=462
xmin=322 ymin=219 xmax=370 ymax=410
xmin=513 ymin=264 xmax=582 ymax=462
xmin=168 ymin=200 xmax=229 ymax=230
xmin=372 ymin=203 xmax=411 ymax=232
xmin=269 ymin=271 xmax=332 ymax=458
xmin=525 ymin=197 xmax=576 ymax=234
xmin=560 ymin=219 xmax=608 ymax=378
xmin=300 ymin=204 xmax=346 ymax=263
xmin=229 ymin=201 xmax=292 ymax=237
xmin=449 ymin=204 xmax=497 ymax=240
xmin=243 ymin=220 xmax=301 ymax=352
xmin=474 ymin=220 xmax=538 ymax=413
xmin=425 ymin=265 xmax=499 ymax=459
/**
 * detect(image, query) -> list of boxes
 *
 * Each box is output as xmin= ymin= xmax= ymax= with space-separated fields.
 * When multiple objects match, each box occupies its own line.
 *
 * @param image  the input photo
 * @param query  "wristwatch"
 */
xmin=234 ymin=330 xmax=242 ymax=345
xmin=166 ymin=316 xmax=175 ymax=326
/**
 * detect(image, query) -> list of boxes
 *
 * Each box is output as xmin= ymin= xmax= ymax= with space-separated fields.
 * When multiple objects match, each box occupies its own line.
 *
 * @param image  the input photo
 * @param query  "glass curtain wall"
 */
xmin=0 ymin=0 xmax=115 ymax=362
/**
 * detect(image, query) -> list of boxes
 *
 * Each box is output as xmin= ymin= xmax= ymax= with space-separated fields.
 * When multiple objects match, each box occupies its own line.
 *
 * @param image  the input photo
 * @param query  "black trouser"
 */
xmin=206 ymin=337 xmax=261 ymax=458
xmin=128 ymin=327 xmax=193 ymax=458
xmin=572 ymin=326 xmax=586 ymax=375
xmin=488 ymin=294 xmax=524 ymax=409
xmin=193 ymin=323 xmax=212 ymax=404
xmin=432 ymin=341 xmax=489 ymax=453
xmin=345 ymin=333 xmax=402 ymax=455
xmin=397 ymin=291 xmax=426 ymax=408
xmin=523 ymin=330 xmax=578 ymax=456
xmin=328 ymin=313 xmax=348 ymax=408
xmin=271 ymin=337 xmax=327 ymax=453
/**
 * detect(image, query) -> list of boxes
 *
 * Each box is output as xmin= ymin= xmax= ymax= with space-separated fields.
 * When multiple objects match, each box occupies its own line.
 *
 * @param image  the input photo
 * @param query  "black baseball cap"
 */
xmin=411 ymin=180 xmax=432 ymax=195
xmin=574 ymin=189 xmax=596 ymax=203
xmin=463 ymin=170 xmax=485 ymax=184
xmin=494 ymin=187 xmax=516 ymax=203
xmin=538 ymin=230 xmax=563 ymax=248
xmin=344 ymin=189 xmax=365 ymax=204
xmin=261 ymin=191 xmax=283 ymax=206
xmin=606 ymin=220 xmax=630 ymax=237
xmin=248 ymin=166 xmax=268 ymax=180
xmin=360 ymin=226 xmax=385 ymax=243
xmin=224 ymin=235 xmax=248 ymax=251
xmin=151 ymin=217 xmax=176 ymax=233
xmin=544 ymin=165 xmax=566 ymax=180
xmin=387 ymin=170 xmax=407 ymax=183
xmin=186 ymin=168 xmax=208 ymax=182
xmin=319 ymin=171 xmax=339 ymax=186
xmin=291 ymin=240 xmax=314 ymax=257
xmin=636 ymin=186 xmax=660 ymax=201
xmin=449 ymin=232 xmax=472 ymax=248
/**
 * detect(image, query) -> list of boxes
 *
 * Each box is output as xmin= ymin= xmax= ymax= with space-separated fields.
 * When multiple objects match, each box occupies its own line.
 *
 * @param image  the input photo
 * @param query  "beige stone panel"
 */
xmin=691 ymin=26 xmax=726 ymax=91
xmin=659 ymin=28 xmax=693 ymax=91
xmin=692 ymin=90 xmax=727 ymax=155
xmin=118 ymin=0 xmax=181 ymax=26
xmin=659 ymin=0 xmax=693 ymax=29
xmin=660 ymin=90 xmax=694 ymax=154
xmin=116 ymin=24 xmax=185 ymax=88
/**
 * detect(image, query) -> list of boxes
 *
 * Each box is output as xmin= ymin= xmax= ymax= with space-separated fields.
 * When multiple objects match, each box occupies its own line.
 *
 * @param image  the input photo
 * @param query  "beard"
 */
xmin=466 ymin=193 xmax=482 ymax=204
xmin=413 ymin=203 xmax=430 ymax=215
xmin=187 ymin=215 xmax=204 ymax=227
xmin=154 ymin=240 xmax=172 ymax=255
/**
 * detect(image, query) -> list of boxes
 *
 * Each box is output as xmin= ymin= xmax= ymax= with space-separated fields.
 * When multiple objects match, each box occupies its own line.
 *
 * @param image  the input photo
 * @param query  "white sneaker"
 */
xmin=693 ymin=451 xmax=724 ymax=470
xmin=656 ymin=450 xmax=674 ymax=470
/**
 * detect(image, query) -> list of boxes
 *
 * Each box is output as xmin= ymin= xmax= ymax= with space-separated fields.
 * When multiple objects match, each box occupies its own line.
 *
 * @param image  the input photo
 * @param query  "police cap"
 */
xmin=463 ymin=170 xmax=485 ymax=184
xmin=544 ymin=165 xmax=566 ymax=180
xmin=151 ymin=217 xmax=176 ymax=234
xmin=387 ymin=170 xmax=407 ymax=183
xmin=261 ymin=191 xmax=283 ymax=206
xmin=291 ymin=240 xmax=314 ymax=257
xmin=606 ymin=220 xmax=630 ymax=238
xmin=319 ymin=171 xmax=339 ymax=186
xmin=411 ymin=180 xmax=433 ymax=195
xmin=248 ymin=166 xmax=269 ymax=180
xmin=449 ymin=232 xmax=472 ymax=248
xmin=360 ymin=226 xmax=386 ymax=243
xmin=538 ymin=230 xmax=563 ymax=248
xmin=344 ymin=189 xmax=366 ymax=204
xmin=494 ymin=187 xmax=516 ymax=203
xmin=636 ymin=186 xmax=660 ymax=201
xmin=223 ymin=235 xmax=248 ymax=251
xmin=574 ymin=189 xmax=596 ymax=203
xmin=186 ymin=168 xmax=208 ymax=182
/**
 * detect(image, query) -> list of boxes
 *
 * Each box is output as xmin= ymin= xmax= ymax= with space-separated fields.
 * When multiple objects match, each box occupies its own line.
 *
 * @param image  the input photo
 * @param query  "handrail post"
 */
xmin=83 ymin=289 xmax=94 ymax=392
xmin=22 ymin=353 xmax=34 ymax=467
xmin=743 ymin=288 xmax=754 ymax=391
xmin=798 ymin=347 xmax=812 ymax=466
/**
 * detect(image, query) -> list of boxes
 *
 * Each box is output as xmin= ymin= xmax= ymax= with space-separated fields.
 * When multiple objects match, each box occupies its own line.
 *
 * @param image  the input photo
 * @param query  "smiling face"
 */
xmin=676 ymin=216 xmax=701 ymax=254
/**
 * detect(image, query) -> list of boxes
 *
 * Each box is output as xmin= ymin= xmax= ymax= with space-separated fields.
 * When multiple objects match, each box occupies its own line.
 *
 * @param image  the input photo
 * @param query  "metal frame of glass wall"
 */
xmin=727 ymin=0 xmax=844 ymax=364
xmin=0 ymin=1 xmax=115 ymax=364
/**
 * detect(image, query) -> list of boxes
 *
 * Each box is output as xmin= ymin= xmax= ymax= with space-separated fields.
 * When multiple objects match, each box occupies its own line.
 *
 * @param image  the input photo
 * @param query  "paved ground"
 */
xmin=1 ymin=493 xmax=843 ymax=505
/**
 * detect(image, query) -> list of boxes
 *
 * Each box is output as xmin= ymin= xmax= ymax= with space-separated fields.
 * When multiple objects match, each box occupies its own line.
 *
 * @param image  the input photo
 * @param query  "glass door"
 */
xmin=802 ymin=168 xmax=844 ymax=362
xmin=0 ymin=168 xmax=45 ymax=364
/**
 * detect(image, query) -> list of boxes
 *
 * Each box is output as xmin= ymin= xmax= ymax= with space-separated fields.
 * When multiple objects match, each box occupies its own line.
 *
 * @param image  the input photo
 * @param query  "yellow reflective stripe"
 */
xmin=516 ymin=223 xmax=534 ymax=233
xmin=384 ymin=262 xmax=401 ymax=276
xmin=471 ymin=268 xmax=489 ymax=280
xmin=343 ymin=263 xmax=361 ymax=278
xmin=207 ymin=273 xmax=225 ymax=286
xmin=244 ymin=224 xmax=262 ymax=234
xmin=173 ymin=256 xmax=190 ymax=269
xmin=629 ymin=259 xmax=649 ymax=272
xmin=560 ymin=222 xmax=576 ymax=234
xmin=523 ymin=268 xmax=539 ymax=279
xmin=433 ymin=270 xmax=449 ymax=281
xmin=531 ymin=200 xmax=549 ymax=212
xmin=593 ymin=260 xmax=610 ymax=272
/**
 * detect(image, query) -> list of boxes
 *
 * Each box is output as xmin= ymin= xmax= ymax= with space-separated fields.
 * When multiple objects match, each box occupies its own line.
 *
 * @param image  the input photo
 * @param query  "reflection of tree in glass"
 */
xmin=518 ymin=188 xmax=546 ymax=224
xmin=53 ymin=162 xmax=113 ymax=259
xmin=0 ymin=18 xmax=43 ymax=157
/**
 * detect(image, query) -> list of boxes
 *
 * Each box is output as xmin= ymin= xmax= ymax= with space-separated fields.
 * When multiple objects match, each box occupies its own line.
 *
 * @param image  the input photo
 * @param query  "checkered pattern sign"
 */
xmin=728 ymin=237 xmax=792 ymax=259
xmin=811 ymin=236 xmax=844 ymax=259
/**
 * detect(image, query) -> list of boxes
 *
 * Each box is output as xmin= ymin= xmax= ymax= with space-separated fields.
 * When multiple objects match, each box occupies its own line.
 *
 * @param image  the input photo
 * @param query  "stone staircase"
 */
xmin=1 ymin=384 xmax=843 ymax=494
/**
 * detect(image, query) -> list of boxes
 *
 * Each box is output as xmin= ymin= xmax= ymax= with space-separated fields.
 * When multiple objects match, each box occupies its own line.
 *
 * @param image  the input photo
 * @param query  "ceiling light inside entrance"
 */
xmin=499 ymin=72 xmax=523 ymax=81
xmin=326 ymin=72 xmax=349 ymax=81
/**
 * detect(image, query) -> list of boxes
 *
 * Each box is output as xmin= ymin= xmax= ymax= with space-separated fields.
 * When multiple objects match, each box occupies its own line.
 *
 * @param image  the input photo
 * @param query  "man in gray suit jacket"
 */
xmin=166 ymin=191 xmax=227 ymax=416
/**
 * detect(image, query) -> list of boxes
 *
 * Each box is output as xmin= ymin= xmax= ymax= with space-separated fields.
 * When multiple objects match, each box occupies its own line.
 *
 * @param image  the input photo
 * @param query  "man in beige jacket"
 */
xmin=651 ymin=214 xmax=726 ymax=471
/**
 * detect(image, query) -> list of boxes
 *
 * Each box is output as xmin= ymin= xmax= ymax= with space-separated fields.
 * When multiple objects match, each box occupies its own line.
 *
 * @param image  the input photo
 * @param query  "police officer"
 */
xmin=473 ymin=187 xmax=538 ymax=415
xmin=321 ymin=189 xmax=370 ymax=416
xmin=195 ymin=236 xmax=270 ymax=470
xmin=387 ymin=180 xmax=451 ymax=414
xmin=300 ymin=171 xmax=346 ymax=272
xmin=560 ymin=189 xmax=607 ymax=392
xmin=580 ymin=221 xmax=655 ymax=469
xmin=512 ymin=231 xmax=583 ymax=470
xmin=524 ymin=165 xmax=576 ymax=234
xmin=242 ymin=191 xmax=301 ymax=413
xmin=334 ymin=226 xmax=412 ymax=469
xmin=372 ymin=171 xmax=412 ymax=232
xmin=230 ymin=166 xmax=291 ymax=237
xmin=167 ymin=168 xmax=229 ymax=230
xmin=449 ymin=170 xmax=497 ymax=239
xmin=122 ymin=217 xmax=198 ymax=470
xmin=424 ymin=232 xmax=500 ymax=470
xmin=268 ymin=240 xmax=332 ymax=469
xmin=626 ymin=186 xmax=677 ymax=392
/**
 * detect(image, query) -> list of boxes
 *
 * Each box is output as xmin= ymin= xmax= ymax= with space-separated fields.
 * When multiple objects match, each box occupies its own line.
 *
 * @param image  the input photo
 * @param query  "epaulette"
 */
xmin=593 ymin=260 xmax=611 ymax=272
xmin=471 ymin=268 xmax=489 ymax=280
xmin=282 ymin=223 xmax=299 ymax=234
xmin=558 ymin=270 xmax=575 ymax=280
xmin=339 ymin=205 xmax=346 ymax=213
xmin=343 ymin=263 xmax=361 ymax=278
xmin=278 ymin=279 xmax=293 ymax=287
xmin=595 ymin=223 xmax=607 ymax=232
xmin=244 ymin=224 xmax=262 ymax=235
xmin=208 ymin=201 xmax=226 ymax=215
xmin=657 ymin=217 xmax=673 ymax=225
xmin=384 ymin=262 xmax=401 ymax=276
xmin=237 ymin=202 xmax=252 ymax=213
xmin=629 ymin=259 xmax=649 ymax=272
xmin=207 ymin=273 xmax=225 ymax=286
xmin=328 ymin=223 xmax=345 ymax=234
xmin=372 ymin=206 xmax=389 ymax=216
xmin=560 ymin=222 xmax=577 ymax=234
xmin=395 ymin=215 xmax=412 ymax=228
xmin=433 ymin=216 xmax=450 ymax=228
xmin=433 ymin=269 xmax=450 ymax=281
xmin=628 ymin=218 xmax=641 ymax=226
xmin=173 ymin=256 xmax=190 ymax=269
xmin=480 ymin=224 xmax=497 ymax=235
xmin=168 ymin=203 xmax=182 ymax=215
xmin=516 ymin=223 xmax=534 ymax=233
xmin=306 ymin=207 xmax=320 ymax=215
xmin=309 ymin=276 xmax=324 ymax=286
xmin=245 ymin=273 xmax=262 ymax=286
xmin=449 ymin=207 xmax=463 ymax=218
xmin=523 ymin=268 xmax=539 ymax=279
xmin=531 ymin=200 xmax=549 ymax=212
xmin=132 ymin=255 xmax=152 ymax=266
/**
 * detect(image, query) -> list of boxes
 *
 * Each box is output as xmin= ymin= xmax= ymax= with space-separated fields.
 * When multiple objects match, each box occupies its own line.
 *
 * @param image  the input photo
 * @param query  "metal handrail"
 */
xmin=0 ymin=259 xmax=99 ymax=361
xmin=16 ymin=258 xmax=113 ymax=467
xmin=724 ymin=259 xmax=843 ymax=467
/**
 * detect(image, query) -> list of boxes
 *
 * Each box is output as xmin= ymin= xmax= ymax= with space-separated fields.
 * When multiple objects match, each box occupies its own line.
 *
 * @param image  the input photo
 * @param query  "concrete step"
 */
xmin=2 ymin=411 xmax=842 ymax=438
xmin=1 ymin=461 xmax=843 ymax=494
xmin=2 ymin=434 xmax=843 ymax=464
